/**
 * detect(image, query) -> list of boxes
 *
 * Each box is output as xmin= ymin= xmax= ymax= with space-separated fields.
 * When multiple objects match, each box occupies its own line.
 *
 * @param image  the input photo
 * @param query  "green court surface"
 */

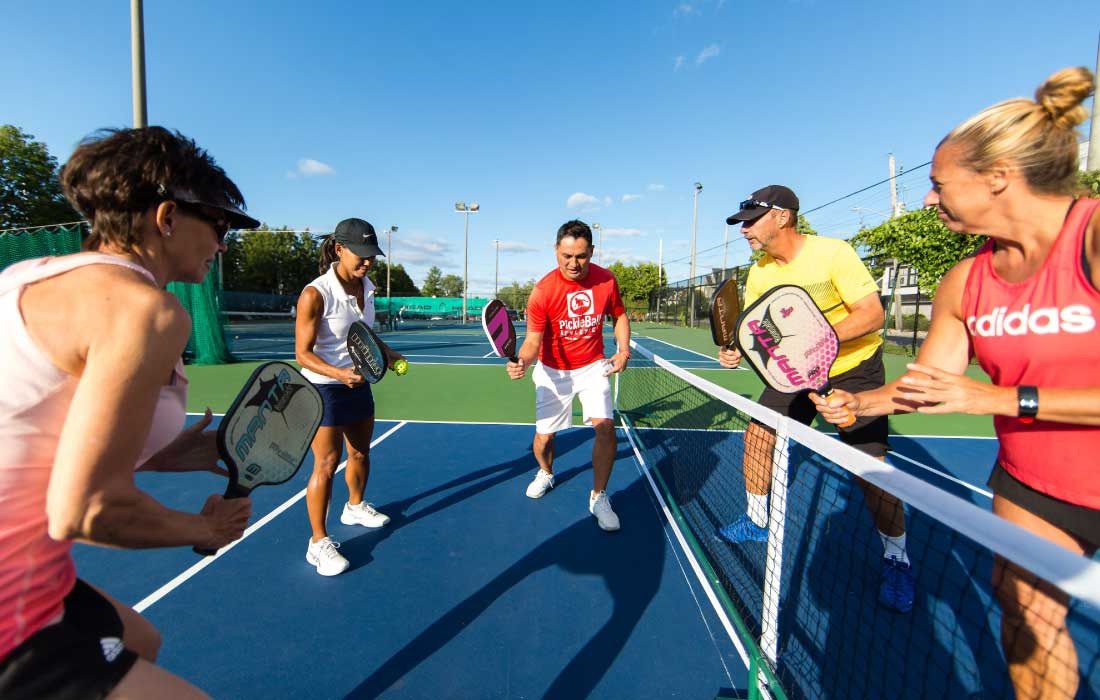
xmin=185 ymin=322 xmax=994 ymax=438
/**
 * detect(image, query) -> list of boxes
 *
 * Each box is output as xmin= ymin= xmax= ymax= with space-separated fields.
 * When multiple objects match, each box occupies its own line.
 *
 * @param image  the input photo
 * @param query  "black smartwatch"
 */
xmin=1017 ymin=385 xmax=1039 ymax=420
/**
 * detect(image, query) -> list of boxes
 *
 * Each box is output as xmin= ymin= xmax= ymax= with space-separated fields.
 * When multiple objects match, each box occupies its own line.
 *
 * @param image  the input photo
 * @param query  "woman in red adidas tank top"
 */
xmin=814 ymin=67 xmax=1099 ymax=699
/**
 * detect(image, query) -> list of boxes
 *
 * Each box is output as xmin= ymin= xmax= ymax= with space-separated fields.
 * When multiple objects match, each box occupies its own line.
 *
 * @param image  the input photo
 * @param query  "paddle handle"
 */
xmin=193 ymin=483 xmax=250 ymax=557
xmin=820 ymin=385 xmax=857 ymax=428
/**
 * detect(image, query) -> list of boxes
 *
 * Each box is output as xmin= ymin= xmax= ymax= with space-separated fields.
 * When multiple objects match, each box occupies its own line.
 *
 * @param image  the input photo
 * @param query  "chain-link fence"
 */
xmin=647 ymin=256 xmax=932 ymax=355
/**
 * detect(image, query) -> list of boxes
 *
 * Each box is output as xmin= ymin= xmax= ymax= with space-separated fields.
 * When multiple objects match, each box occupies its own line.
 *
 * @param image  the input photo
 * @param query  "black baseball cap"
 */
xmin=160 ymin=185 xmax=261 ymax=230
xmin=333 ymin=218 xmax=386 ymax=257
xmin=726 ymin=185 xmax=800 ymax=224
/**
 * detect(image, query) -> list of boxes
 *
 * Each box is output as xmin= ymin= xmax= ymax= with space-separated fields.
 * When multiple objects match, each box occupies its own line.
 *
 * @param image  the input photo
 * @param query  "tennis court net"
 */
xmin=616 ymin=341 xmax=1100 ymax=700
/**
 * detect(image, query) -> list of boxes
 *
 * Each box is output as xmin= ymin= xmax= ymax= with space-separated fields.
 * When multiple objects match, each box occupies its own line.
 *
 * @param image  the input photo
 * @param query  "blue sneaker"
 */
xmin=879 ymin=556 xmax=915 ymax=613
xmin=717 ymin=514 xmax=769 ymax=544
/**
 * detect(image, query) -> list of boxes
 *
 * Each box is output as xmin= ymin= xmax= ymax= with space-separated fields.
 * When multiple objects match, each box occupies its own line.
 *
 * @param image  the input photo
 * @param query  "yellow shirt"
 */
xmin=744 ymin=235 xmax=881 ymax=375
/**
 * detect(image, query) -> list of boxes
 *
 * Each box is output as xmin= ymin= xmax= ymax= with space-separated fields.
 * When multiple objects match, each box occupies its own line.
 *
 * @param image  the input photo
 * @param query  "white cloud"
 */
xmin=696 ymin=44 xmax=720 ymax=65
xmin=289 ymin=158 xmax=335 ymax=178
xmin=497 ymin=241 xmax=540 ymax=253
xmin=602 ymin=249 xmax=655 ymax=266
xmin=602 ymin=227 xmax=643 ymax=238
xmin=647 ymin=183 xmax=666 ymax=192
xmin=673 ymin=55 xmax=686 ymax=71
xmin=673 ymin=3 xmax=697 ymax=16
xmin=566 ymin=192 xmax=601 ymax=209
xmin=394 ymin=235 xmax=453 ymax=267
xmin=603 ymin=196 xmax=612 ymax=207
xmin=621 ymin=194 xmax=642 ymax=203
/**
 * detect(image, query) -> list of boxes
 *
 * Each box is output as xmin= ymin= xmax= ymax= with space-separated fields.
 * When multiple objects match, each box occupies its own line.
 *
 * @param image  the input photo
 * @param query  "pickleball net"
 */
xmin=616 ymin=340 xmax=1100 ymax=700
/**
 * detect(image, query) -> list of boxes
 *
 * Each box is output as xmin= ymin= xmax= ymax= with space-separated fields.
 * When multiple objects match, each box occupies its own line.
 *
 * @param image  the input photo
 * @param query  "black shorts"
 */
xmin=315 ymin=381 xmax=375 ymax=427
xmin=0 ymin=579 xmax=139 ymax=700
xmin=755 ymin=345 xmax=889 ymax=458
xmin=988 ymin=463 xmax=1100 ymax=547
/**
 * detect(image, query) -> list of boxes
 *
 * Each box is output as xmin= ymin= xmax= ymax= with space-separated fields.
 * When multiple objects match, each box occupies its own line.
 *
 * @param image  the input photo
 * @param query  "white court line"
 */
xmin=636 ymin=335 xmax=745 ymax=368
xmin=133 ymin=421 xmax=408 ymax=612
xmin=888 ymin=450 xmax=994 ymax=499
xmin=482 ymin=350 xmax=498 ymax=358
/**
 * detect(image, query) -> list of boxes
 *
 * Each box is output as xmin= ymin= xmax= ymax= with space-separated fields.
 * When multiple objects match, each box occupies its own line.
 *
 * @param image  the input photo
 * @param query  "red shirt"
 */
xmin=527 ymin=264 xmax=625 ymax=370
xmin=962 ymin=198 xmax=1100 ymax=508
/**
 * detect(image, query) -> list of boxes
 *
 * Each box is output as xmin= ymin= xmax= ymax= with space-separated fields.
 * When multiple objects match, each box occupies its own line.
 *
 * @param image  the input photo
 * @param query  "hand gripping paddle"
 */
xmin=735 ymin=285 xmax=856 ymax=427
xmin=194 ymin=362 xmax=324 ymax=555
xmin=482 ymin=299 xmax=518 ymax=363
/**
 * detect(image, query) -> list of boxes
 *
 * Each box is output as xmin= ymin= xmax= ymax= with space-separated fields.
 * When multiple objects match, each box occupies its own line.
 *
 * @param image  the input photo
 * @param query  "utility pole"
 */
xmin=689 ymin=182 xmax=702 ymax=327
xmin=385 ymin=226 xmax=398 ymax=320
xmin=722 ymin=221 xmax=729 ymax=274
xmin=493 ymin=239 xmax=501 ymax=298
xmin=130 ymin=0 xmax=147 ymax=127
xmin=1089 ymin=32 xmax=1100 ymax=171
xmin=656 ymin=238 xmax=663 ymax=322
xmin=592 ymin=223 xmax=602 ymax=265
xmin=888 ymin=153 xmax=901 ymax=218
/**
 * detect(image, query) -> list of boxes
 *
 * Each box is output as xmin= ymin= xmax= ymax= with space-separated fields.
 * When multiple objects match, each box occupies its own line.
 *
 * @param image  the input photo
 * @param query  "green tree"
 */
xmin=422 ymin=266 xmax=444 ymax=296
xmin=0 ymin=125 xmax=80 ymax=229
xmin=607 ymin=261 xmax=661 ymax=304
xmin=439 ymin=274 xmax=464 ymax=297
xmin=223 ymin=227 xmax=318 ymax=296
xmin=796 ymin=214 xmax=817 ymax=236
xmin=1080 ymin=169 xmax=1100 ymax=197
xmin=850 ymin=207 xmax=985 ymax=294
xmin=368 ymin=261 xmax=420 ymax=296
xmin=498 ymin=279 xmax=536 ymax=310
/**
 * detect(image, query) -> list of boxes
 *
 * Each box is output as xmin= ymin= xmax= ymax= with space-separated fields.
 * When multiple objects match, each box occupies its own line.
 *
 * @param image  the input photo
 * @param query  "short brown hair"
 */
xmin=555 ymin=219 xmax=592 ymax=246
xmin=59 ymin=126 xmax=248 ymax=251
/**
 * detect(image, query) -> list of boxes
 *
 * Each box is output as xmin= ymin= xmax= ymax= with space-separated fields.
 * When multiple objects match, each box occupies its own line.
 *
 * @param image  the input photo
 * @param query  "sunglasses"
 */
xmin=177 ymin=201 xmax=231 ymax=243
xmin=739 ymin=198 xmax=787 ymax=212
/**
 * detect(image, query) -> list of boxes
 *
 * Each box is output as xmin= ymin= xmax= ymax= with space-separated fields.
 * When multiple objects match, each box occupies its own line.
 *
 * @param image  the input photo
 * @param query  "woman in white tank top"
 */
xmin=0 ymin=127 xmax=258 ymax=700
xmin=294 ymin=218 xmax=405 ymax=577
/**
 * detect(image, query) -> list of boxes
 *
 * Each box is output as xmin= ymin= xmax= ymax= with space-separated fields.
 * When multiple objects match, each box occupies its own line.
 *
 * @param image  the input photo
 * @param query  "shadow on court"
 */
xmin=346 ymin=476 xmax=665 ymax=699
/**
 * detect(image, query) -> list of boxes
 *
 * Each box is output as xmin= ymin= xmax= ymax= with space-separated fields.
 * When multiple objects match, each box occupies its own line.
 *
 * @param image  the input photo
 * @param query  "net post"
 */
xmin=760 ymin=415 xmax=791 ymax=669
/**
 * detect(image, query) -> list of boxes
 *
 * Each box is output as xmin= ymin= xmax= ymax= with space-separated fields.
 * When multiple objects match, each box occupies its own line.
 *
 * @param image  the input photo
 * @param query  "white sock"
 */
xmin=746 ymin=492 xmax=769 ymax=528
xmin=879 ymin=531 xmax=909 ymax=565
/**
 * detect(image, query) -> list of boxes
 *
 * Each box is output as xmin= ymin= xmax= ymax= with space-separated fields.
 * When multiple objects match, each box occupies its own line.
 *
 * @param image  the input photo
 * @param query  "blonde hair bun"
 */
xmin=1035 ymin=66 xmax=1093 ymax=131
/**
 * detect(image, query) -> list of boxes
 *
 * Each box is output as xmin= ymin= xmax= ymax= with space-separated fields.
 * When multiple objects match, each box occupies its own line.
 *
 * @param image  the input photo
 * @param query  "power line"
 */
xmin=661 ymin=161 xmax=934 ymax=267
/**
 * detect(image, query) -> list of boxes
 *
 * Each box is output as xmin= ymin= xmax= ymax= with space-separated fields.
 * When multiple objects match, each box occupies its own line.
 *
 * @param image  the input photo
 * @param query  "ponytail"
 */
xmin=319 ymin=235 xmax=339 ymax=274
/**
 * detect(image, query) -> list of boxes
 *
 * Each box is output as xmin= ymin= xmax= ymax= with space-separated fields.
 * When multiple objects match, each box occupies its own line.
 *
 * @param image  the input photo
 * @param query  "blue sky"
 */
xmin=3 ymin=1 xmax=1097 ymax=295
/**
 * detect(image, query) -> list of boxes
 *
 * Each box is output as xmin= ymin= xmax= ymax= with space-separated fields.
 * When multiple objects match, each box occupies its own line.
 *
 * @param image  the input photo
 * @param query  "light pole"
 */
xmin=592 ymin=222 xmax=602 ymax=265
xmin=385 ymin=225 xmax=398 ymax=321
xmin=689 ymin=181 xmax=702 ymax=327
xmin=130 ymin=0 xmax=147 ymax=128
xmin=492 ymin=239 xmax=501 ymax=298
xmin=455 ymin=201 xmax=479 ymax=323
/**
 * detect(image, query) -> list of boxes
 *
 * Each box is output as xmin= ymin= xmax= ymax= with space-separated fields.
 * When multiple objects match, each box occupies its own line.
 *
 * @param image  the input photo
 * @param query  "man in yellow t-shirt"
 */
xmin=717 ymin=184 xmax=915 ymax=614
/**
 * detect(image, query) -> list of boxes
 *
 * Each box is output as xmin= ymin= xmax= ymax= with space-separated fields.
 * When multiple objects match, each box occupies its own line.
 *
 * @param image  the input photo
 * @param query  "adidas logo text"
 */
xmin=966 ymin=304 xmax=1095 ymax=337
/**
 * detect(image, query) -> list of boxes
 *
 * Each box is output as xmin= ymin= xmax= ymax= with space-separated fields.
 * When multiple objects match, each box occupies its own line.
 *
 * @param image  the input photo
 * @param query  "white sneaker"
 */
xmin=340 ymin=501 xmax=390 ymax=528
xmin=525 ymin=469 xmax=555 ymax=499
xmin=589 ymin=491 xmax=621 ymax=531
xmin=305 ymin=537 xmax=350 ymax=576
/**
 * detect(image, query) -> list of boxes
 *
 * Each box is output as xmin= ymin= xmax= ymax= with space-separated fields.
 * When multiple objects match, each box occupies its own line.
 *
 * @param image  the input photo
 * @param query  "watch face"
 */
xmin=1017 ymin=386 xmax=1039 ymax=417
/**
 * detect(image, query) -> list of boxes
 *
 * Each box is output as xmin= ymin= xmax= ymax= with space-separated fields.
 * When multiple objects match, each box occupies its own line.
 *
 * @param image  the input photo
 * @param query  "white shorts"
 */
xmin=533 ymin=359 xmax=614 ymax=435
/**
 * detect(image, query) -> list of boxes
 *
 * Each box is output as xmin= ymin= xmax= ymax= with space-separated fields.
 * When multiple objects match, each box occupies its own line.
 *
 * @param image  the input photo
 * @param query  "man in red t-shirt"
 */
xmin=506 ymin=220 xmax=631 ymax=531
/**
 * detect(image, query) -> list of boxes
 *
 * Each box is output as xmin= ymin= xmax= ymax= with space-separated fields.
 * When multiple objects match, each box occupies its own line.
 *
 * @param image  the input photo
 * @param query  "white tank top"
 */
xmin=299 ymin=263 xmax=376 ymax=385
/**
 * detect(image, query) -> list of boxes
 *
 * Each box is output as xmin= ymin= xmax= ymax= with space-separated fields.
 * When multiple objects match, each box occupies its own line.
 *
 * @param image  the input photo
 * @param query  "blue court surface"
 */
xmin=74 ymin=419 xmax=746 ymax=699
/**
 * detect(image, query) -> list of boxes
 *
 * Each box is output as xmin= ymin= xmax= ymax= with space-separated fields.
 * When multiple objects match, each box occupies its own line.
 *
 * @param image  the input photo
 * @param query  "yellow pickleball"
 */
xmin=393 ymin=358 xmax=409 ymax=376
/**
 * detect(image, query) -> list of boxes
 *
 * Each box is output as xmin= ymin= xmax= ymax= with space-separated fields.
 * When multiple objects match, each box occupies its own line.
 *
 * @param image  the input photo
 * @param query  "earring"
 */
xmin=164 ymin=228 xmax=173 ymax=238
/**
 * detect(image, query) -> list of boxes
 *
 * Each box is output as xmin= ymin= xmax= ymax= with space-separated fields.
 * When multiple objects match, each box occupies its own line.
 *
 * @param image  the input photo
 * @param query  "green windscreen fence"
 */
xmin=0 ymin=223 xmax=230 ymax=365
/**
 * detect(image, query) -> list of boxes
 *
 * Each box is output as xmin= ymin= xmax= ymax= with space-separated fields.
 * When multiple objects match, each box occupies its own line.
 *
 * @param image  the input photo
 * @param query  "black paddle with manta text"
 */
xmin=193 ymin=362 xmax=324 ymax=556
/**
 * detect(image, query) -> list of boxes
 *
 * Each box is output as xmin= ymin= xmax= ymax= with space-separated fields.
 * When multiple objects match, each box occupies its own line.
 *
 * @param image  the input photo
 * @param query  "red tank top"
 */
xmin=962 ymin=198 xmax=1100 ymax=508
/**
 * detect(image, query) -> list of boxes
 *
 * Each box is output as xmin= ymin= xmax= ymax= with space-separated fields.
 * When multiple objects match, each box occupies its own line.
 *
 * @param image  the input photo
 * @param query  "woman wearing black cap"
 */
xmin=0 ymin=127 xmax=256 ymax=699
xmin=294 ymin=218 xmax=405 ymax=576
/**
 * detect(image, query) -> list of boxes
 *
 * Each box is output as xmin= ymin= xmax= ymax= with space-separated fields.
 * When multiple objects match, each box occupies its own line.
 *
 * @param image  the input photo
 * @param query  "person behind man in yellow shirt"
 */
xmin=717 ymin=185 xmax=915 ymax=613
